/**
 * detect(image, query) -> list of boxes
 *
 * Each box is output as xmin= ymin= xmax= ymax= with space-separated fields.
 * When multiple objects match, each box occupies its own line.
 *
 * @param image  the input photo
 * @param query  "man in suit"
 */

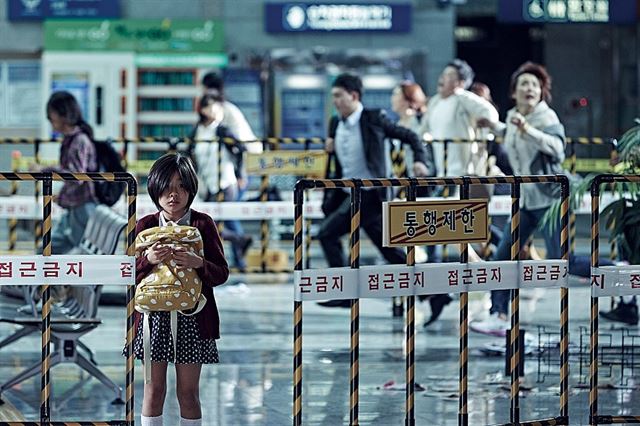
xmin=317 ymin=73 xmax=434 ymax=308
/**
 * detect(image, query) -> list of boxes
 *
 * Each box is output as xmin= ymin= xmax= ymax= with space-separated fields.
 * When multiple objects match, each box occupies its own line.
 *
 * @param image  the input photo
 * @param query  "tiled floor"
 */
xmin=0 ymin=277 xmax=638 ymax=425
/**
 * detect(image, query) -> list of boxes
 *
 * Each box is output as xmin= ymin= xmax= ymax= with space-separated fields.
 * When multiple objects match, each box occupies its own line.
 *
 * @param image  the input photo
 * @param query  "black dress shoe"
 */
xmin=601 ymin=301 xmax=639 ymax=325
xmin=423 ymin=294 xmax=453 ymax=327
xmin=317 ymin=300 xmax=351 ymax=308
xmin=240 ymin=235 xmax=253 ymax=257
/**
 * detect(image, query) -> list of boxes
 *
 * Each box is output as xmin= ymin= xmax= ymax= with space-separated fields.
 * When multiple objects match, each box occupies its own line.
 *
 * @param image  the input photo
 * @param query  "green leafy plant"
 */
xmin=541 ymin=120 xmax=640 ymax=264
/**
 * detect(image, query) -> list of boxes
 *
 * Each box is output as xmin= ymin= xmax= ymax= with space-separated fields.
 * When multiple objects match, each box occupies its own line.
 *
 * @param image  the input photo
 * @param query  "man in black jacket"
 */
xmin=317 ymin=73 xmax=434 ymax=308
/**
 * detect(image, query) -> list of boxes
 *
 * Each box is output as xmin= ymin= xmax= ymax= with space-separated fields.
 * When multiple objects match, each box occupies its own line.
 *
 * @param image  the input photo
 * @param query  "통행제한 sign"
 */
xmin=383 ymin=199 xmax=488 ymax=247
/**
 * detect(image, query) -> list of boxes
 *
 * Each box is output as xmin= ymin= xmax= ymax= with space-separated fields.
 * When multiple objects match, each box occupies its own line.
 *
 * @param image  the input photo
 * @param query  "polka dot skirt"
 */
xmin=124 ymin=312 xmax=219 ymax=364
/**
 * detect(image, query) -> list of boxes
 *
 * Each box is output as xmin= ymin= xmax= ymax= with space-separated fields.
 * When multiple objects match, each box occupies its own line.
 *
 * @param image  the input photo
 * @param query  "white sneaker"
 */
xmin=470 ymin=313 xmax=509 ymax=337
xmin=480 ymin=333 xmax=537 ymax=356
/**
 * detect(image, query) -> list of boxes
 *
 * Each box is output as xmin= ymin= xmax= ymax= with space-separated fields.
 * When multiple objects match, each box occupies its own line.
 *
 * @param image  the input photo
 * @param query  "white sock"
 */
xmin=180 ymin=417 xmax=202 ymax=426
xmin=141 ymin=414 xmax=163 ymax=426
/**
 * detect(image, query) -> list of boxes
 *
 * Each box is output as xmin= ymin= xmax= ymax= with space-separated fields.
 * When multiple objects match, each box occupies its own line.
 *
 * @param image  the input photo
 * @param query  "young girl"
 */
xmin=130 ymin=153 xmax=229 ymax=426
xmin=43 ymin=91 xmax=97 ymax=253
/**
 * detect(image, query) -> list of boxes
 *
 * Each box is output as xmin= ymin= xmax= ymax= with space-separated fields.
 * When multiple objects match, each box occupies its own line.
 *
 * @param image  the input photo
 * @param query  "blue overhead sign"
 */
xmin=265 ymin=2 xmax=412 ymax=33
xmin=8 ymin=0 xmax=120 ymax=21
xmin=498 ymin=0 xmax=636 ymax=24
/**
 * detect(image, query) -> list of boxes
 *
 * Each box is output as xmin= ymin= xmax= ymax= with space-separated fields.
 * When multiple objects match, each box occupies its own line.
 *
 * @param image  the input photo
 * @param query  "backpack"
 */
xmin=92 ymin=139 xmax=126 ymax=206
xmin=134 ymin=224 xmax=207 ymax=383
xmin=134 ymin=225 xmax=206 ymax=313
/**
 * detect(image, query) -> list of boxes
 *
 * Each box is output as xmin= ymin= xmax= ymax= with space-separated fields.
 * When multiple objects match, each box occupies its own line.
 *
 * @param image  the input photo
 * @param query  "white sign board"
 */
xmin=0 ymin=255 xmax=134 ymax=286
xmin=0 ymin=195 xmax=325 ymax=221
xmin=294 ymin=260 xmax=569 ymax=301
xmin=591 ymin=265 xmax=640 ymax=297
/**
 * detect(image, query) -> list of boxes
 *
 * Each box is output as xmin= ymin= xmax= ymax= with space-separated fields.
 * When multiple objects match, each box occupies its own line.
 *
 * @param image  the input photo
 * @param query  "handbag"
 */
xmin=529 ymin=151 xmax=576 ymax=197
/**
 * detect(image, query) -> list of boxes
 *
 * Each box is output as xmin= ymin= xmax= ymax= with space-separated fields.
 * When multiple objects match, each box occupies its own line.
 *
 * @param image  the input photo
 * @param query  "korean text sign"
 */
xmin=0 ymin=255 xmax=134 ymax=286
xmin=246 ymin=151 xmax=328 ymax=177
xmin=383 ymin=199 xmax=489 ymax=247
xmin=294 ymin=260 xmax=568 ymax=301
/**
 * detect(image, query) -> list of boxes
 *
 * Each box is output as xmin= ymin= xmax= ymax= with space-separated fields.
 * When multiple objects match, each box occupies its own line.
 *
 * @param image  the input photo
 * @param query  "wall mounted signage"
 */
xmin=498 ymin=0 xmax=636 ymax=24
xmin=8 ymin=0 xmax=120 ymax=21
xmin=265 ymin=2 xmax=412 ymax=33
xmin=45 ymin=19 xmax=224 ymax=53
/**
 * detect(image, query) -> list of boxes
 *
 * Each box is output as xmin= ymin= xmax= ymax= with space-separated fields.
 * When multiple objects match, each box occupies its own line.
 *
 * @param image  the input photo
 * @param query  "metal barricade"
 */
xmin=0 ymin=171 xmax=136 ymax=425
xmin=292 ymin=174 xmax=570 ymax=426
xmin=589 ymin=173 xmax=640 ymax=425
xmin=0 ymin=135 xmax=613 ymax=268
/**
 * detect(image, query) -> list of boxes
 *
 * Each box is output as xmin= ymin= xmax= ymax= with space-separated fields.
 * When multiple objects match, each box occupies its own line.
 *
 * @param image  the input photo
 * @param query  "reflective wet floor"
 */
xmin=0 ymin=278 xmax=638 ymax=425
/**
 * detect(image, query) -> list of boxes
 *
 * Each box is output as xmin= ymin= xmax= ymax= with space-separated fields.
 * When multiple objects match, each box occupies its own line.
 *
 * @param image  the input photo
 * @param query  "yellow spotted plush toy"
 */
xmin=134 ymin=225 xmax=206 ymax=313
xmin=134 ymin=224 xmax=207 ymax=382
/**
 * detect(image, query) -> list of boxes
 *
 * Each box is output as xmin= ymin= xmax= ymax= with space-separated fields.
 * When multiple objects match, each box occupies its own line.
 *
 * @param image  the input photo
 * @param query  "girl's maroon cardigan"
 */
xmin=133 ymin=210 xmax=229 ymax=340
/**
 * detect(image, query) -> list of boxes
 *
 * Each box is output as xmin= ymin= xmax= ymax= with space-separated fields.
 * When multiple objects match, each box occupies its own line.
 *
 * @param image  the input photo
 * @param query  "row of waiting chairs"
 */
xmin=0 ymin=205 xmax=128 ymax=405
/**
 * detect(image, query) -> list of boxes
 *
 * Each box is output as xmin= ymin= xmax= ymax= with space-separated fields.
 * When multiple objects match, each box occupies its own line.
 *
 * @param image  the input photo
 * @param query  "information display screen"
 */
xmin=281 ymin=89 xmax=326 ymax=139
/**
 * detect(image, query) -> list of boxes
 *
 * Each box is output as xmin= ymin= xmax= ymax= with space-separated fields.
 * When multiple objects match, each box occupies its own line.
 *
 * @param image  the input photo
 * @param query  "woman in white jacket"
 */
xmin=471 ymin=62 xmax=566 ymax=335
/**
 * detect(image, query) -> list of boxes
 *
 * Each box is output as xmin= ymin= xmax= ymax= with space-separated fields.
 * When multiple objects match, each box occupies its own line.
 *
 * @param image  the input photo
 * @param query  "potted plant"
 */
xmin=542 ymin=120 xmax=640 ymax=265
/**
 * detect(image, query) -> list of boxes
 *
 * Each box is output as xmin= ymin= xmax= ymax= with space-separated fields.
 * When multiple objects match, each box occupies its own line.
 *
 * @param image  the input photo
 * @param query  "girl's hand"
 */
xmin=173 ymin=246 xmax=204 ymax=269
xmin=146 ymin=242 xmax=172 ymax=265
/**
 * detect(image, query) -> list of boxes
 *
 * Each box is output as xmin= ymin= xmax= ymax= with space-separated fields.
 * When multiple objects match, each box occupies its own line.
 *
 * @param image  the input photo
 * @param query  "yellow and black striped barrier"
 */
xmin=0 ymin=136 xmax=326 ymax=147
xmin=421 ymin=136 xmax=610 ymax=145
xmin=259 ymin=144 xmax=270 ymax=273
xmin=560 ymin=177 xmax=571 ymax=422
xmin=1 ymin=134 xmax=614 ymax=276
xmin=348 ymin=182 xmax=361 ymax=425
xmin=40 ymin=173 xmax=51 ymax=425
xmin=292 ymin=182 xmax=304 ymax=426
xmin=34 ymin=141 xmax=42 ymax=252
xmin=589 ymin=173 xmax=640 ymax=426
xmin=0 ymin=135 xmax=615 ymax=148
xmin=293 ymin=174 xmax=570 ymax=426
xmin=8 ymin=154 xmax=18 ymax=252
xmin=509 ymin=179 xmax=521 ymax=424
xmin=458 ymin=178 xmax=470 ymax=426
xmin=0 ymin=171 xmax=136 ymax=426
xmin=442 ymin=142 xmax=451 ymax=265
xmin=391 ymin=143 xmax=408 ymax=317
xmin=405 ymin=181 xmax=417 ymax=425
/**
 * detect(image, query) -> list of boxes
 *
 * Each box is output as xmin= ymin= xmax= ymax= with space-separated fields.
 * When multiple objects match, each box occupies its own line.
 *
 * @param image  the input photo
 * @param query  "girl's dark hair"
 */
xmin=398 ymin=81 xmax=427 ymax=113
xmin=197 ymin=92 xmax=225 ymax=124
xmin=509 ymin=61 xmax=552 ymax=103
xmin=147 ymin=153 xmax=199 ymax=211
xmin=46 ymin=91 xmax=94 ymax=139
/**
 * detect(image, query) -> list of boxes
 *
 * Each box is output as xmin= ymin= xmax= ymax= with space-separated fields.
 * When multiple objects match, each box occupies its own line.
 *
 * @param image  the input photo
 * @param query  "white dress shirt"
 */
xmin=334 ymin=102 xmax=374 ymax=181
